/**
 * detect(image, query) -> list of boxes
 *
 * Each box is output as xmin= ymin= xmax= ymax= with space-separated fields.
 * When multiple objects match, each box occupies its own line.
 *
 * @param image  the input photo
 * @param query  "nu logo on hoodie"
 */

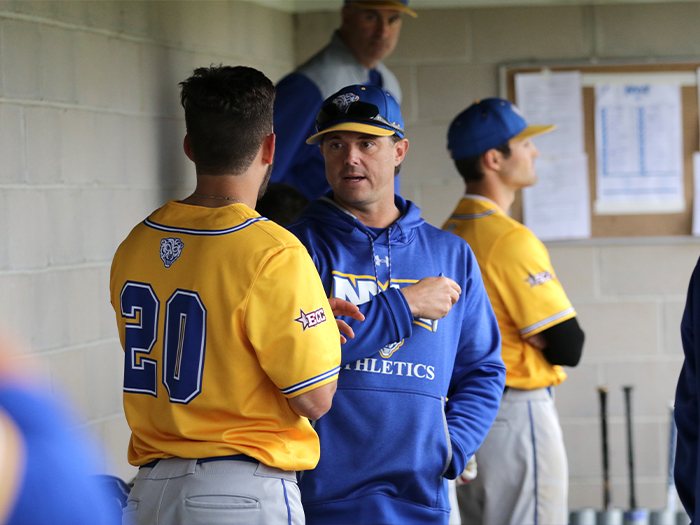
xmin=331 ymin=271 xmax=437 ymax=336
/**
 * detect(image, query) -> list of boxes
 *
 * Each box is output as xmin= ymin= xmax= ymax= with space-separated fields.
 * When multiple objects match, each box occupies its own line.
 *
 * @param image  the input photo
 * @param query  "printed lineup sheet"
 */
xmin=515 ymin=70 xmax=591 ymax=240
xmin=523 ymin=155 xmax=591 ymax=241
xmin=594 ymin=83 xmax=684 ymax=215
xmin=693 ymin=152 xmax=700 ymax=236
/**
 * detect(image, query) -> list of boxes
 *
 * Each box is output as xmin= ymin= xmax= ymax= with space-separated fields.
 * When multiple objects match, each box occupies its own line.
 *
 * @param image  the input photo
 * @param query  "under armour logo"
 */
xmin=375 ymin=255 xmax=389 ymax=267
xmin=332 ymin=93 xmax=360 ymax=112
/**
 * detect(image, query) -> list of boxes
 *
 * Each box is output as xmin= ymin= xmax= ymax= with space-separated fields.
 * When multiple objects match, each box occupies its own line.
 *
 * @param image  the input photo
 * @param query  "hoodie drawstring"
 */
xmin=365 ymin=226 xmax=392 ymax=293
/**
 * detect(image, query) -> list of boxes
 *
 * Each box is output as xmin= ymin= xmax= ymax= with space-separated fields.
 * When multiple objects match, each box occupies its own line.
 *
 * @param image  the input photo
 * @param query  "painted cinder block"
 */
xmin=556 ymin=362 xmax=600 ymax=418
xmin=293 ymin=11 xmax=338 ymax=67
xmin=416 ymin=63 xmax=498 ymax=122
xmin=401 ymin=122 xmax=456 ymax=188
xmin=574 ymin=301 xmax=658 ymax=359
xmin=390 ymin=65 xmax=414 ymax=123
xmin=84 ymin=342 xmax=123 ymax=420
xmin=0 ymin=273 xmax=33 ymax=342
xmin=594 ymin=3 xmax=700 ymax=58
xmin=600 ymin=244 xmax=700 ymax=296
xmin=0 ymin=104 xmax=26 ymax=184
xmin=25 ymin=106 xmax=62 ymax=185
xmin=47 ymin=188 xmax=84 ymax=265
xmin=471 ymin=6 xmax=592 ymax=63
xmin=548 ymin=245 xmax=597 ymax=300
xmin=82 ymin=188 xmax=117 ymax=263
xmin=60 ymin=108 xmax=96 ymax=186
xmin=663 ymin=300 xmax=686 ymax=356
xmin=31 ymin=270 xmax=70 ymax=352
xmin=48 ymin=347 xmax=89 ymax=417
xmin=39 ymin=25 xmax=76 ymax=103
xmin=6 ymin=189 xmax=49 ymax=270
xmin=67 ymin=267 xmax=102 ymax=347
xmin=1 ymin=20 xmax=40 ymax=99
xmin=419 ymin=182 xmax=465 ymax=229
xmin=389 ymin=9 xmax=471 ymax=63
xmin=602 ymin=361 xmax=683 ymax=417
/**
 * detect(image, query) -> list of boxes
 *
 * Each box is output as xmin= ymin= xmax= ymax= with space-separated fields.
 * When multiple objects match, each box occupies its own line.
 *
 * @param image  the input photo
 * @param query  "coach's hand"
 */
xmin=400 ymin=276 xmax=461 ymax=320
xmin=328 ymin=298 xmax=365 ymax=344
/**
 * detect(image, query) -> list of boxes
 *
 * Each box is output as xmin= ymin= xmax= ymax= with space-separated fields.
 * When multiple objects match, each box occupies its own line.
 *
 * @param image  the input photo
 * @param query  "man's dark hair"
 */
xmin=454 ymin=142 xmax=511 ymax=183
xmin=179 ymin=65 xmax=275 ymax=176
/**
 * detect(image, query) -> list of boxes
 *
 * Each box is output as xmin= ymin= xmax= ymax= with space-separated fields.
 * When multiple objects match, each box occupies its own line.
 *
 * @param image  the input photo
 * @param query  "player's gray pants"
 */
xmin=457 ymin=387 xmax=568 ymax=525
xmin=123 ymin=456 xmax=304 ymax=525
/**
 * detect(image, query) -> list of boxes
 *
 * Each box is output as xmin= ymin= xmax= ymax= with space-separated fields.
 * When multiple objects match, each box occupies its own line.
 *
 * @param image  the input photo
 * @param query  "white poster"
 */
xmin=692 ymin=152 xmax=700 ymax=236
xmin=515 ymin=70 xmax=591 ymax=239
xmin=594 ymin=83 xmax=684 ymax=215
xmin=515 ymin=70 xmax=585 ymax=156
xmin=522 ymin=154 xmax=591 ymax=241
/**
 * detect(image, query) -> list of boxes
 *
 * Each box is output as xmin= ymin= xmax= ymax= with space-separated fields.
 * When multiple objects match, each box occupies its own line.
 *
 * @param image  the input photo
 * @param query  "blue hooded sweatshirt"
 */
xmin=676 ymin=255 xmax=700 ymax=523
xmin=289 ymin=194 xmax=505 ymax=525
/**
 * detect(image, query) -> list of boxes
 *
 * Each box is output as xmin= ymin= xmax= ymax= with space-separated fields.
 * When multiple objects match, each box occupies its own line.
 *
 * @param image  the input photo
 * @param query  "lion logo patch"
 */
xmin=160 ymin=238 xmax=184 ymax=268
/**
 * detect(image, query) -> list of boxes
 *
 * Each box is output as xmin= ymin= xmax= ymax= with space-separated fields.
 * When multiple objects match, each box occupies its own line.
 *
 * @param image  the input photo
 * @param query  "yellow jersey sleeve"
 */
xmin=246 ymin=245 xmax=341 ymax=398
xmin=489 ymin=227 xmax=575 ymax=338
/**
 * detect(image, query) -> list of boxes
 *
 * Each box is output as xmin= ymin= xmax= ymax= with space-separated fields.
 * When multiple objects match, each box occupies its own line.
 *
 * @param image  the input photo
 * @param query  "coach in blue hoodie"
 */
xmin=287 ymin=84 xmax=506 ymax=525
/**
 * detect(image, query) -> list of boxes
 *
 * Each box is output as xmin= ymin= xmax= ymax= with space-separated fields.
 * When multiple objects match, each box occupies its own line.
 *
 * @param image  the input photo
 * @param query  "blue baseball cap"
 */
xmin=344 ymin=0 xmax=418 ymax=18
xmin=306 ymin=84 xmax=404 ymax=144
xmin=447 ymin=98 xmax=555 ymax=160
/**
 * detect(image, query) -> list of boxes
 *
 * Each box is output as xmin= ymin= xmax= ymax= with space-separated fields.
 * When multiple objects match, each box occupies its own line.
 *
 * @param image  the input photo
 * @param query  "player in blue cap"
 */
xmin=443 ymin=98 xmax=585 ymax=525
xmin=266 ymin=1 xmax=416 ymax=204
xmin=288 ymin=84 xmax=506 ymax=525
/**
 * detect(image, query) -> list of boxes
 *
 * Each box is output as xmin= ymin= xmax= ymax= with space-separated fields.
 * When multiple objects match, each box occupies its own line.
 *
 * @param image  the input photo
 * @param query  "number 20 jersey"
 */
xmin=110 ymin=200 xmax=341 ymax=471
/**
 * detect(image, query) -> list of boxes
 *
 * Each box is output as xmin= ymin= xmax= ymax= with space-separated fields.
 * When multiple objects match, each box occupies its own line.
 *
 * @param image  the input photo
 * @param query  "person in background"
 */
xmin=288 ymin=84 xmax=505 ymax=525
xmin=110 ymin=65 xmax=362 ymax=525
xmin=0 ymin=326 xmax=119 ymax=525
xmin=444 ymin=98 xmax=585 ymax=525
xmin=270 ymin=0 xmax=416 ymax=201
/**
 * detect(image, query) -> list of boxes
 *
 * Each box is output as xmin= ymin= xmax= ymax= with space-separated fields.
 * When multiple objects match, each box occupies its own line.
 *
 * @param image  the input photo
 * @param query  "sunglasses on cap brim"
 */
xmin=316 ymin=101 xmax=404 ymax=135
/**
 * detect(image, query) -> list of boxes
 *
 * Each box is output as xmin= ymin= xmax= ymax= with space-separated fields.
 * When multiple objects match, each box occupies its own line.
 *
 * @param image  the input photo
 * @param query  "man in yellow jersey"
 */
xmin=443 ymin=98 xmax=585 ymax=525
xmin=110 ymin=65 xmax=361 ymax=525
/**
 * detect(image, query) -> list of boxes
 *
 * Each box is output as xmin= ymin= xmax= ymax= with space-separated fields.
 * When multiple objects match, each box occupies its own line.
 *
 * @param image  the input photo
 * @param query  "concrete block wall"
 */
xmin=0 ymin=0 xmax=294 ymax=481
xmin=294 ymin=2 xmax=700 ymax=511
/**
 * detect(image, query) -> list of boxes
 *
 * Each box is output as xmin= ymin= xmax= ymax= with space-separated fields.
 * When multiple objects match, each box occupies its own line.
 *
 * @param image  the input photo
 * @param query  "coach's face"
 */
xmin=341 ymin=6 xmax=403 ymax=69
xmin=321 ymin=131 xmax=408 ymax=215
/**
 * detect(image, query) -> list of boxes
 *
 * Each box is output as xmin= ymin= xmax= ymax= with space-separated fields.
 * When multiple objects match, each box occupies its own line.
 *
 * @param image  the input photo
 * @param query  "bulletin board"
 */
xmin=502 ymin=61 xmax=700 ymax=238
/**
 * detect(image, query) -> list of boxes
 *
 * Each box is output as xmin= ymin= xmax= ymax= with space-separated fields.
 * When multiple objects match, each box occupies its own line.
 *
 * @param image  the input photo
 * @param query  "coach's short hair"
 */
xmin=454 ymin=142 xmax=511 ymax=183
xmin=179 ymin=65 xmax=275 ymax=176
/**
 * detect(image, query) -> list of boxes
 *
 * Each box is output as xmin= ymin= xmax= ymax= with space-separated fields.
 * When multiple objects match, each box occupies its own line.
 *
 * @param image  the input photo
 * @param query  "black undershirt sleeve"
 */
xmin=538 ymin=317 xmax=584 ymax=367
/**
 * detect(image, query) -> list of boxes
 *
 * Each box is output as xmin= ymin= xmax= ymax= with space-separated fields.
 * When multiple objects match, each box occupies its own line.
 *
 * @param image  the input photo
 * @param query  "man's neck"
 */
xmin=333 ymin=195 xmax=400 ymax=229
xmin=465 ymin=181 xmax=515 ymax=214
xmin=337 ymin=29 xmax=378 ymax=69
xmin=182 ymin=173 xmax=258 ymax=209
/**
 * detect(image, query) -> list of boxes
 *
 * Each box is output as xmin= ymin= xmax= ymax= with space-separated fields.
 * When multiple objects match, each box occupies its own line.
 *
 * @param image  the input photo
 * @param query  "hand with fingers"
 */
xmin=399 ymin=276 xmax=462 ymax=321
xmin=328 ymin=297 xmax=365 ymax=344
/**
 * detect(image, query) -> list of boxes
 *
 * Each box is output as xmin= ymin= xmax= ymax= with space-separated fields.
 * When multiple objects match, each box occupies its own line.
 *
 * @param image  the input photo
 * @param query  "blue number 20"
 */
xmin=120 ymin=282 xmax=207 ymax=404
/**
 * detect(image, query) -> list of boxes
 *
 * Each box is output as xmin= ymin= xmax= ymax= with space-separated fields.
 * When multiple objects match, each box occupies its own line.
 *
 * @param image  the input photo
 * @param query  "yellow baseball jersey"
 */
xmin=443 ymin=195 xmax=575 ymax=389
xmin=110 ymin=200 xmax=341 ymax=471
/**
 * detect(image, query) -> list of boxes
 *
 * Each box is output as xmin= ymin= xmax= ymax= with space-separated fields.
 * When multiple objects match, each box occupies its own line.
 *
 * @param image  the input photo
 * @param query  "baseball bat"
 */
xmin=599 ymin=386 xmax=612 ymax=510
xmin=623 ymin=385 xmax=636 ymax=510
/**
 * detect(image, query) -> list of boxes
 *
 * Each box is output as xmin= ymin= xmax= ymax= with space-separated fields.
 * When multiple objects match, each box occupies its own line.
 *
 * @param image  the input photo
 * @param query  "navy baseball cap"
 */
xmin=344 ymin=0 xmax=418 ymax=18
xmin=447 ymin=98 xmax=556 ymax=160
xmin=306 ymin=84 xmax=404 ymax=144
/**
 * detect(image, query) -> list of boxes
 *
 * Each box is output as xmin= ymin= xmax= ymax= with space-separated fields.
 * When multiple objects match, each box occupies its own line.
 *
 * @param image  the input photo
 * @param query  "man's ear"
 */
xmin=261 ymin=133 xmax=275 ymax=165
xmin=183 ymin=135 xmax=194 ymax=162
xmin=481 ymin=148 xmax=502 ymax=172
xmin=393 ymin=138 xmax=409 ymax=166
